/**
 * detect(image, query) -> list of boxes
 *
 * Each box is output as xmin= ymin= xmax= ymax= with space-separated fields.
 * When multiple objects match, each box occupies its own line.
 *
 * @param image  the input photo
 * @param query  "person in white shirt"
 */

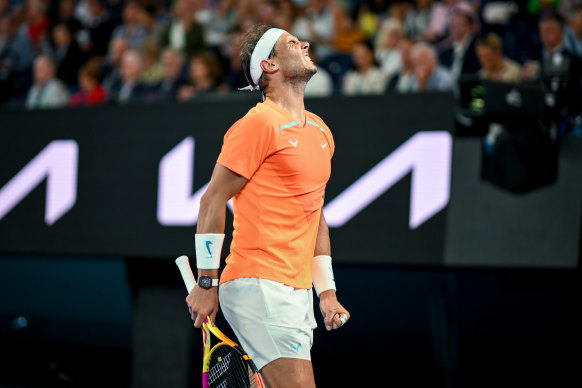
xmin=342 ymin=41 xmax=388 ymax=95
xmin=26 ymin=55 xmax=70 ymax=109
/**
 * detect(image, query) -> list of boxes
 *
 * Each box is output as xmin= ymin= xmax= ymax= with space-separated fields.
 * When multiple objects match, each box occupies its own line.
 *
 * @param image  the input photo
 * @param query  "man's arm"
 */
xmin=314 ymin=211 xmax=350 ymax=331
xmin=186 ymin=164 xmax=247 ymax=328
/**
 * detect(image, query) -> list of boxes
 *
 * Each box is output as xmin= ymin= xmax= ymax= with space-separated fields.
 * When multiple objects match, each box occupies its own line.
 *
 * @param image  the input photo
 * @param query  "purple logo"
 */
xmin=323 ymin=131 xmax=452 ymax=229
xmin=157 ymin=137 xmax=232 ymax=226
xmin=0 ymin=140 xmax=78 ymax=225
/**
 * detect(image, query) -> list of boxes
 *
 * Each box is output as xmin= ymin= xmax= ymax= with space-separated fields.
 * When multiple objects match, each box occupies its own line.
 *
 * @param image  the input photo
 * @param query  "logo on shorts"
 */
xmin=290 ymin=343 xmax=302 ymax=352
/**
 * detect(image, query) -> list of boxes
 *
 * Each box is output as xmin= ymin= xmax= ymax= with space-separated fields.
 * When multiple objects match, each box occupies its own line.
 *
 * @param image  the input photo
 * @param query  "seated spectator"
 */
xmin=342 ymin=40 xmax=388 ymax=95
xmin=137 ymin=2 xmax=165 ymax=47
xmin=220 ymin=26 xmax=247 ymax=91
xmin=107 ymin=49 xmax=150 ymax=104
xmin=332 ymin=5 xmax=366 ymax=55
xmin=405 ymin=0 xmax=434 ymax=39
xmin=111 ymin=1 xmax=147 ymax=49
xmin=564 ymin=5 xmax=582 ymax=59
xmin=177 ymin=51 xmax=223 ymax=101
xmin=70 ymin=61 xmax=106 ymax=106
xmin=101 ymin=37 xmax=128 ymax=91
xmin=25 ymin=0 xmax=50 ymax=51
xmin=161 ymin=0 xmax=205 ymax=59
xmin=387 ymin=35 xmax=416 ymax=93
xmin=476 ymin=33 xmax=521 ymax=82
xmin=26 ymin=55 xmax=70 ymax=108
xmin=375 ymin=19 xmax=403 ymax=80
xmin=305 ymin=45 xmax=333 ymax=97
xmin=438 ymin=3 xmax=481 ymax=81
xmin=291 ymin=0 xmax=335 ymax=60
xmin=51 ymin=23 xmax=85 ymax=86
xmin=139 ymin=40 xmax=163 ymax=86
xmin=410 ymin=42 xmax=454 ymax=92
xmin=203 ymin=0 xmax=238 ymax=49
xmin=153 ymin=48 xmax=188 ymax=101
xmin=0 ymin=14 xmax=35 ymax=100
xmin=81 ymin=0 xmax=116 ymax=58
xmin=52 ymin=0 xmax=83 ymax=35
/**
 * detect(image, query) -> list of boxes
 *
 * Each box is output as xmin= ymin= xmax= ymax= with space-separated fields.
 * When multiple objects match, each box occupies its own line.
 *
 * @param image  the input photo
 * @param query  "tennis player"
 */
xmin=186 ymin=24 xmax=350 ymax=388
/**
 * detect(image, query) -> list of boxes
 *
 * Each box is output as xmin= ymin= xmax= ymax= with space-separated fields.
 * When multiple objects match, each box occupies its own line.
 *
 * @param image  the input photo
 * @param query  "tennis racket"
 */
xmin=175 ymin=255 xmax=266 ymax=388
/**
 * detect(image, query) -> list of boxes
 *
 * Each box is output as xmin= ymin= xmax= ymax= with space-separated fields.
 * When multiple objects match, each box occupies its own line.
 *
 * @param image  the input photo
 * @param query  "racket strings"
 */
xmin=208 ymin=346 xmax=252 ymax=388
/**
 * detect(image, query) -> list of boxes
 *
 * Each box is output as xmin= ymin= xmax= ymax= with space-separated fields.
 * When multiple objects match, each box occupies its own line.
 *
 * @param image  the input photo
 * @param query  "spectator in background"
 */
xmin=438 ymin=3 xmax=481 ymax=82
xmin=139 ymin=39 xmax=163 ymax=86
xmin=411 ymin=41 xmax=454 ymax=92
xmin=220 ymin=26 xmax=247 ymax=91
xmin=26 ymin=55 xmax=69 ymax=108
xmin=153 ymin=48 xmax=187 ymax=101
xmin=342 ymin=40 xmax=388 ymax=95
xmin=52 ymin=23 xmax=85 ymax=86
xmin=177 ymin=51 xmax=222 ymax=100
xmin=476 ymin=33 xmax=521 ymax=82
xmin=0 ymin=13 xmax=35 ymax=95
xmin=52 ymin=0 xmax=83 ymax=35
xmin=138 ymin=2 xmax=164 ymax=47
xmin=203 ymin=0 xmax=237 ymax=49
xmin=332 ymin=4 xmax=366 ymax=55
xmin=81 ymin=0 xmax=115 ymax=58
xmin=375 ymin=19 xmax=403 ymax=80
xmin=291 ymin=0 xmax=335 ymax=60
xmin=70 ymin=61 xmax=106 ymax=106
xmin=101 ymin=36 xmax=128 ymax=90
xmin=387 ymin=35 xmax=416 ymax=93
xmin=25 ymin=0 xmax=50 ymax=51
xmin=107 ymin=49 xmax=149 ymax=104
xmin=161 ymin=0 xmax=205 ymax=59
xmin=305 ymin=44 xmax=333 ymax=97
xmin=405 ymin=0 xmax=434 ymax=39
xmin=564 ymin=5 xmax=582 ymax=59
xmin=111 ymin=1 xmax=146 ymax=49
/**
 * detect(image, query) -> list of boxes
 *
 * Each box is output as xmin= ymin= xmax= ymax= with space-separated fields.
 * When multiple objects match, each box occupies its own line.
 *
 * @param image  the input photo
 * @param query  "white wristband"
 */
xmin=195 ymin=233 xmax=225 ymax=269
xmin=312 ymin=255 xmax=336 ymax=297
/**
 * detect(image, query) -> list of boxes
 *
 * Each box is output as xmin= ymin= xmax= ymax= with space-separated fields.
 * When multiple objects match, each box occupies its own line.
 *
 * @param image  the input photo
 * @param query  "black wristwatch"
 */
xmin=198 ymin=276 xmax=219 ymax=290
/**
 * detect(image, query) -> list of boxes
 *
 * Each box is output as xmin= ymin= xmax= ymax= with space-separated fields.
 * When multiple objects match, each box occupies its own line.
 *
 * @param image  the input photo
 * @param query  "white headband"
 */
xmin=239 ymin=28 xmax=286 ymax=91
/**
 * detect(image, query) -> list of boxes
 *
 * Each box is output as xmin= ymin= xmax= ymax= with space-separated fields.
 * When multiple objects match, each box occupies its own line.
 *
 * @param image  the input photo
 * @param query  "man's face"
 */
xmin=352 ymin=43 xmax=374 ymax=71
xmin=539 ymin=19 xmax=563 ymax=51
xmin=34 ymin=57 xmax=54 ymax=85
xmin=476 ymin=45 xmax=500 ymax=71
xmin=162 ymin=52 xmax=182 ymax=79
xmin=451 ymin=14 xmax=472 ymax=42
xmin=121 ymin=53 xmax=142 ymax=82
xmin=271 ymin=32 xmax=317 ymax=81
xmin=412 ymin=50 xmax=435 ymax=80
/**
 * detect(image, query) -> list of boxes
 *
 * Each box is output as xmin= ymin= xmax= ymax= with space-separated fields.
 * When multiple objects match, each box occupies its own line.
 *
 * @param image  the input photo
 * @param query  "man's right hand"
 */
xmin=186 ymin=286 xmax=219 ymax=328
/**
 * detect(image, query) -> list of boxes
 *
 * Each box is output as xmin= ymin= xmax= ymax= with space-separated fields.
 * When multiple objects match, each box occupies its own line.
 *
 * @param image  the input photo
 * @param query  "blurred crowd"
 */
xmin=1 ymin=0 xmax=581 ymax=108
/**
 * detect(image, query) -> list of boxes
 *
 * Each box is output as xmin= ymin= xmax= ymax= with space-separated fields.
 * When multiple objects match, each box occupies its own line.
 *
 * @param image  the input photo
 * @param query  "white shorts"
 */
xmin=219 ymin=278 xmax=318 ymax=370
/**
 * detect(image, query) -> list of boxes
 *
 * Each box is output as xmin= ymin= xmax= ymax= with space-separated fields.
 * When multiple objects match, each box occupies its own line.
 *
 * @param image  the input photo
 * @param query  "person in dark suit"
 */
xmin=438 ymin=4 xmax=481 ymax=82
xmin=107 ymin=49 xmax=150 ymax=104
xmin=151 ymin=48 xmax=188 ymax=102
xmin=51 ymin=23 xmax=85 ymax=86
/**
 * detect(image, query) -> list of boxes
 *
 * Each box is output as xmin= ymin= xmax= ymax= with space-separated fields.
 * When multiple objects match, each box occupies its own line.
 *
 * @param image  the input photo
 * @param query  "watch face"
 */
xmin=199 ymin=277 xmax=212 ymax=289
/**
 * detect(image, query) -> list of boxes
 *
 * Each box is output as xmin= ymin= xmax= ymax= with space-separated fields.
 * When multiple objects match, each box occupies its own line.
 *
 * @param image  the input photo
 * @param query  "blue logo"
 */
xmin=205 ymin=241 xmax=213 ymax=256
xmin=290 ymin=343 xmax=302 ymax=352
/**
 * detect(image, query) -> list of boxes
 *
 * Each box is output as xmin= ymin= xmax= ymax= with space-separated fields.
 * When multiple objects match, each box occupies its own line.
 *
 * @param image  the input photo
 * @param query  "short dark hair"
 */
xmin=539 ymin=10 xmax=565 ymax=28
xmin=240 ymin=24 xmax=277 ymax=91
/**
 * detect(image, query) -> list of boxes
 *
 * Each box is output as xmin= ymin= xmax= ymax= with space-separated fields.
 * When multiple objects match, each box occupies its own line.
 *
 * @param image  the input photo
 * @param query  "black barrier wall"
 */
xmin=1 ymin=93 xmax=581 ymax=267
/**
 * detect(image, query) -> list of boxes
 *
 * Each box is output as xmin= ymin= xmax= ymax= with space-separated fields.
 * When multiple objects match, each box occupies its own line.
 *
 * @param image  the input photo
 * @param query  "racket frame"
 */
xmin=176 ymin=256 xmax=266 ymax=388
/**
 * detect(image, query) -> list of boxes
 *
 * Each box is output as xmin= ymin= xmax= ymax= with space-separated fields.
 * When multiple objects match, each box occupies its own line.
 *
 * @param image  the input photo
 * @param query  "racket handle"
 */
xmin=175 ymin=255 xmax=196 ymax=293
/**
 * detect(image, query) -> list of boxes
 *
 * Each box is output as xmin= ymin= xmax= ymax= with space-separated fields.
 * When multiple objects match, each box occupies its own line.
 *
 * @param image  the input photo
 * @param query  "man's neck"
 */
xmin=264 ymin=82 xmax=307 ymax=125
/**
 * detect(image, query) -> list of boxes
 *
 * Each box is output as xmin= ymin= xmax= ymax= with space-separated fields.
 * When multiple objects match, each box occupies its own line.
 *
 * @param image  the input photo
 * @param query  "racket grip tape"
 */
xmin=176 ymin=255 xmax=196 ymax=293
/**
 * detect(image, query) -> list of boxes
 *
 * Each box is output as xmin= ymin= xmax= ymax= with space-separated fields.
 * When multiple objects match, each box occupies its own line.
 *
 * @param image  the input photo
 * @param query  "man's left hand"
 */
xmin=319 ymin=290 xmax=350 ymax=331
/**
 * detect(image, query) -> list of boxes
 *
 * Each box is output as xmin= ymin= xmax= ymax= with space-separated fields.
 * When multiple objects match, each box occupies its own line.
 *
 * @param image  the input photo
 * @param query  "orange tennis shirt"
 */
xmin=217 ymin=98 xmax=334 ymax=289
